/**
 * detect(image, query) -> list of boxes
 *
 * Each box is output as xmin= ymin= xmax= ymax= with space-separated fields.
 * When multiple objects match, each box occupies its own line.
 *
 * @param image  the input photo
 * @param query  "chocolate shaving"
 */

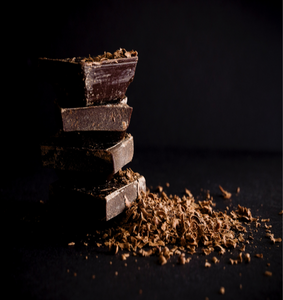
xmin=245 ymin=253 xmax=251 ymax=263
xmin=159 ymin=255 xmax=167 ymax=265
xmin=178 ymin=253 xmax=186 ymax=265
xmin=255 ymin=253 xmax=263 ymax=258
xmin=219 ymin=185 xmax=232 ymax=199
xmin=66 ymin=48 xmax=138 ymax=63
xmin=212 ymin=256 xmax=219 ymax=263
xmin=121 ymin=253 xmax=129 ymax=260
xmin=205 ymin=261 xmax=211 ymax=268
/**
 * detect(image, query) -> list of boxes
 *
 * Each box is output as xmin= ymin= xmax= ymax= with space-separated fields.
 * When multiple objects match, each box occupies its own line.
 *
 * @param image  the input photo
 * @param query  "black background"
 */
xmin=2 ymin=1 xmax=282 ymax=299
xmin=3 ymin=0 xmax=282 ymax=179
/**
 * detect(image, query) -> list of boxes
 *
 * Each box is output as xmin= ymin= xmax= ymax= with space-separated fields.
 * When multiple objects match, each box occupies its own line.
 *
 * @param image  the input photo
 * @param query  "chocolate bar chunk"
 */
xmin=45 ymin=130 xmax=127 ymax=148
xmin=49 ymin=169 xmax=146 ymax=221
xmin=38 ymin=55 xmax=138 ymax=107
xmin=55 ymin=100 xmax=132 ymax=132
xmin=40 ymin=133 xmax=134 ymax=177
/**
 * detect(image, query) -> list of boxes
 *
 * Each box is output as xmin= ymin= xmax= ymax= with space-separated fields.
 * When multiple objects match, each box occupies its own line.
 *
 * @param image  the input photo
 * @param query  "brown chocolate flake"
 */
xmin=68 ymin=242 xmax=75 ymax=246
xmin=206 ymin=190 xmax=211 ymax=200
xmin=230 ymin=258 xmax=238 ymax=265
xmin=264 ymin=271 xmax=272 ymax=277
xmin=178 ymin=254 xmax=186 ymax=265
xmin=261 ymin=218 xmax=270 ymax=222
xmin=139 ymin=249 xmax=153 ymax=257
xmin=82 ymin=49 xmax=138 ymax=62
xmin=255 ymin=221 xmax=261 ymax=228
xmin=166 ymin=182 xmax=170 ymax=187
xmin=159 ymin=255 xmax=167 ymax=265
xmin=238 ymin=234 xmax=245 ymax=243
xmin=115 ymin=271 xmax=118 ymax=276
xmin=267 ymin=263 xmax=270 ymax=267
xmin=219 ymin=287 xmax=225 ymax=295
xmin=255 ymin=253 xmax=263 ymax=259
xmin=212 ymin=257 xmax=219 ymax=263
xmin=245 ymin=253 xmax=251 ymax=263
xmin=121 ymin=253 xmax=130 ymax=260
xmin=205 ymin=261 xmax=211 ymax=268
xmin=219 ymin=185 xmax=232 ymax=199
xmin=185 ymin=188 xmax=193 ymax=198
xmin=236 ymin=187 xmax=240 ymax=194
xmin=156 ymin=186 xmax=163 ymax=193
xmin=236 ymin=205 xmax=253 ymax=221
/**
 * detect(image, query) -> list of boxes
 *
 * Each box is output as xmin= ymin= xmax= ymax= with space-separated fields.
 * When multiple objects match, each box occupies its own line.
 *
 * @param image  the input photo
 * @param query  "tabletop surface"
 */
xmin=2 ymin=148 xmax=282 ymax=300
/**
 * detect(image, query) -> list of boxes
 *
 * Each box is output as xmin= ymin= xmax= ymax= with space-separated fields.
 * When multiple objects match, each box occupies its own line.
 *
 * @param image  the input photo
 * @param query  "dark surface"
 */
xmin=2 ymin=149 xmax=282 ymax=300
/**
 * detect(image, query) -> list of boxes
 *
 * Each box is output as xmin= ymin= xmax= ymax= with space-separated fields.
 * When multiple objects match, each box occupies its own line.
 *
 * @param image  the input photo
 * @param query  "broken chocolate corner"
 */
xmin=49 ymin=168 xmax=146 ymax=221
xmin=38 ymin=49 xmax=138 ymax=107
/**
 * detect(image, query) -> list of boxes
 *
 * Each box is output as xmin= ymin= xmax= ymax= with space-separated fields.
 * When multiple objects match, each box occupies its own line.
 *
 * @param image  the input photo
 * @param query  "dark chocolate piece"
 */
xmin=43 ymin=130 xmax=126 ymax=148
xmin=49 ymin=172 xmax=146 ymax=221
xmin=38 ymin=56 xmax=138 ymax=107
xmin=55 ymin=100 xmax=132 ymax=132
xmin=40 ymin=134 xmax=134 ymax=176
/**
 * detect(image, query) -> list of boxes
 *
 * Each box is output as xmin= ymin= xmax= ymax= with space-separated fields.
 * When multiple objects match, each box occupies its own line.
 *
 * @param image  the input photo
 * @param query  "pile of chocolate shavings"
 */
xmin=67 ymin=48 xmax=138 ymax=63
xmin=90 ymin=187 xmax=282 ymax=265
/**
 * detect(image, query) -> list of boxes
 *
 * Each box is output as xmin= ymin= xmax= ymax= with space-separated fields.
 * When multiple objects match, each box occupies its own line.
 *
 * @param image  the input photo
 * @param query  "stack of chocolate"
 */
xmin=39 ymin=49 xmax=146 ymax=221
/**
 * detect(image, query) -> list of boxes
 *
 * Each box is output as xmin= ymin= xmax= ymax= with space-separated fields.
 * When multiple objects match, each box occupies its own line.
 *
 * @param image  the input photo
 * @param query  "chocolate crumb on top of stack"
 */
xmin=63 ymin=48 xmax=138 ymax=63
xmin=39 ymin=48 xmax=145 ymax=221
